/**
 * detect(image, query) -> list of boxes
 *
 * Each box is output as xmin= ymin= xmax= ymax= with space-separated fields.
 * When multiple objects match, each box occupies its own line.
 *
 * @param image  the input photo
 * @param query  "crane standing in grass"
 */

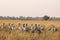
xmin=48 ymin=25 xmax=57 ymax=32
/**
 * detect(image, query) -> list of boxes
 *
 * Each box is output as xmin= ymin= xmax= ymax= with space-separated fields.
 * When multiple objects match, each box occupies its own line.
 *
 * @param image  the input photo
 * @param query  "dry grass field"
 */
xmin=0 ymin=20 xmax=60 ymax=40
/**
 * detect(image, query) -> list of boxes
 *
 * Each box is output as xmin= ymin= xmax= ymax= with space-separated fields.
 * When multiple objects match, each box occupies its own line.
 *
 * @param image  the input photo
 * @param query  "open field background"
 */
xmin=0 ymin=20 xmax=60 ymax=40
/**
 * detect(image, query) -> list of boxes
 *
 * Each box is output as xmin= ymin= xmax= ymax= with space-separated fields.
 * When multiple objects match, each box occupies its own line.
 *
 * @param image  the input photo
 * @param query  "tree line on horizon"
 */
xmin=0 ymin=15 xmax=60 ymax=20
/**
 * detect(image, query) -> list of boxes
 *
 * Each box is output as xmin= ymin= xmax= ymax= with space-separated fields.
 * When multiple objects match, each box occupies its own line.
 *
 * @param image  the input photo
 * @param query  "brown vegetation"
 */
xmin=0 ymin=20 xmax=60 ymax=40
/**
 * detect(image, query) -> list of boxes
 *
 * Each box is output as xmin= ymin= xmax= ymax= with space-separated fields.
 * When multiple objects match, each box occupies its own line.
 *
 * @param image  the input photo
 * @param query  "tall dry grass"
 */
xmin=0 ymin=20 xmax=60 ymax=40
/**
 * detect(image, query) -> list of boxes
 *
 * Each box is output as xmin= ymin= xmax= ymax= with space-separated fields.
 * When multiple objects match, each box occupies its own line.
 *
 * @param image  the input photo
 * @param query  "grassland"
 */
xmin=0 ymin=20 xmax=60 ymax=40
